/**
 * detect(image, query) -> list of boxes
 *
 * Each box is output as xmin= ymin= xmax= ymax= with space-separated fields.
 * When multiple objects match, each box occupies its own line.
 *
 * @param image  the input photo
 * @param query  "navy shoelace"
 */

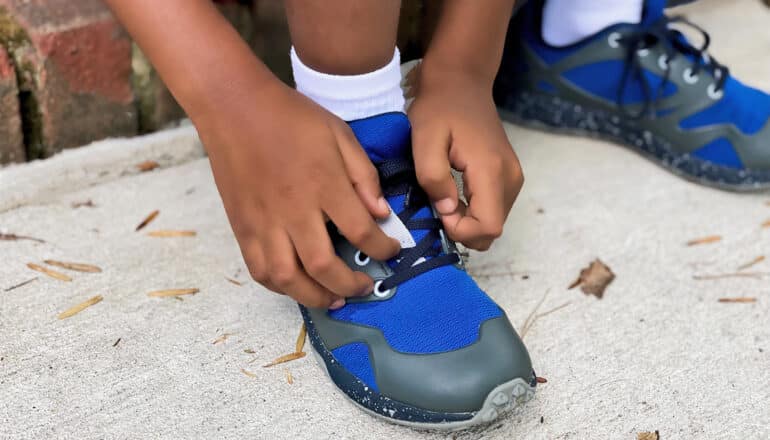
xmin=616 ymin=15 xmax=729 ymax=118
xmin=374 ymin=157 xmax=460 ymax=291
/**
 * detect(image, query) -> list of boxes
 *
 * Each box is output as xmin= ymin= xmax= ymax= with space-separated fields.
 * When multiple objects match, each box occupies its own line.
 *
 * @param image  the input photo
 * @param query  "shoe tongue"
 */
xmin=347 ymin=112 xmax=411 ymax=163
xmin=641 ymin=0 xmax=667 ymax=26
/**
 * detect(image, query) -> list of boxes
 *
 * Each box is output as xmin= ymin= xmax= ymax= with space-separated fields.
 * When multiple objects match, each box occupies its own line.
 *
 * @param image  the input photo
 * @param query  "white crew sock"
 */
xmin=541 ymin=0 xmax=644 ymax=47
xmin=290 ymin=47 xmax=405 ymax=121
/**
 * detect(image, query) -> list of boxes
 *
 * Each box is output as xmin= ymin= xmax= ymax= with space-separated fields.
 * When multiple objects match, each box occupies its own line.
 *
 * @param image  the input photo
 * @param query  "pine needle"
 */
xmin=147 ymin=230 xmax=196 ymax=237
xmin=58 ymin=295 xmax=103 ymax=319
xmin=27 ymin=263 xmax=72 ymax=282
xmin=147 ymin=288 xmax=199 ymax=297
xmin=44 ymin=260 xmax=102 ymax=273
xmin=262 ymin=352 xmax=306 ymax=368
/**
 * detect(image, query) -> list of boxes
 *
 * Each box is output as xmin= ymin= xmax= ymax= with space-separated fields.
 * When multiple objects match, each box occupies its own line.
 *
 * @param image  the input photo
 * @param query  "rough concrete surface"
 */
xmin=1 ymin=1 xmax=770 ymax=439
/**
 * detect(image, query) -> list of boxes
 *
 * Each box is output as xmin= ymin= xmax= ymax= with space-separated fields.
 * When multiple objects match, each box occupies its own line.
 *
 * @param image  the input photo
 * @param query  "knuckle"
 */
xmin=484 ymin=224 xmax=504 ymax=239
xmin=348 ymin=223 xmax=376 ymax=245
xmin=248 ymin=265 xmax=268 ymax=284
xmin=271 ymin=262 xmax=298 ymax=287
xmin=305 ymin=251 xmax=334 ymax=275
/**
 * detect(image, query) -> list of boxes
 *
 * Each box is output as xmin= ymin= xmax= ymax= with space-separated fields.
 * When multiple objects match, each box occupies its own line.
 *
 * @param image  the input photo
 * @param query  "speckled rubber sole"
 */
xmin=498 ymin=90 xmax=770 ymax=192
xmin=300 ymin=305 xmax=536 ymax=430
xmin=308 ymin=343 xmax=536 ymax=431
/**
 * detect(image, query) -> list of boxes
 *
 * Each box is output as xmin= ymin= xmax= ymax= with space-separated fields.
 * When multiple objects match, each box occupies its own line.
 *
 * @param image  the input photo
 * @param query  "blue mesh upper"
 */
xmin=562 ymin=60 xmax=678 ymax=104
xmin=331 ymin=342 xmax=378 ymax=391
xmin=691 ymin=138 xmax=744 ymax=169
xmin=679 ymin=77 xmax=770 ymax=135
xmin=330 ymin=113 xmax=502 ymax=355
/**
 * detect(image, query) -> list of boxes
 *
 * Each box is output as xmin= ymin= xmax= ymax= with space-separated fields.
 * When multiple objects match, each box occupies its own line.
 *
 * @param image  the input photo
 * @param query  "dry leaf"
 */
xmin=27 ymin=263 xmax=72 ymax=282
xmin=568 ymin=259 xmax=615 ymax=299
xmin=44 ymin=260 xmax=102 ymax=273
xmin=225 ymin=277 xmax=243 ymax=286
xmin=147 ymin=288 xmax=199 ymax=298
xmin=686 ymin=235 xmax=721 ymax=246
xmin=263 ymin=351 xmax=306 ymax=368
xmin=536 ymin=377 xmax=548 ymax=384
xmin=718 ymin=297 xmax=756 ymax=303
xmin=1 ymin=233 xmax=45 ymax=243
xmin=135 ymin=210 xmax=160 ymax=231
xmin=244 ymin=349 xmax=255 ymax=354
xmin=212 ymin=333 xmax=234 ymax=345
xmin=136 ymin=160 xmax=160 ymax=172
xmin=147 ymin=230 xmax=196 ymax=237
xmin=241 ymin=368 xmax=257 ymax=378
xmin=71 ymin=200 xmax=95 ymax=208
xmin=58 ymin=295 xmax=103 ymax=319
xmin=637 ymin=431 xmax=660 ymax=440
xmin=295 ymin=323 xmax=307 ymax=354
xmin=4 ymin=277 xmax=37 ymax=292
xmin=737 ymin=256 xmax=765 ymax=271
xmin=285 ymin=369 xmax=294 ymax=384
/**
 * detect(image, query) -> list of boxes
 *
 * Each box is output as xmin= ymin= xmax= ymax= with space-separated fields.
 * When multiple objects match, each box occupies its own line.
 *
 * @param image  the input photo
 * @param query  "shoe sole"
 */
xmin=498 ymin=90 xmax=770 ymax=192
xmin=308 ymin=343 xmax=536 ymax=431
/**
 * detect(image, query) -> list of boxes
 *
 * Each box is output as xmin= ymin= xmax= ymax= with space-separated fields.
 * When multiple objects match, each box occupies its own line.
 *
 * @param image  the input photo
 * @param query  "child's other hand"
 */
xmin=406 ymin=62 xmax=524 ymax=251
xmin=195 ymin=83 xmax=400 ymax=309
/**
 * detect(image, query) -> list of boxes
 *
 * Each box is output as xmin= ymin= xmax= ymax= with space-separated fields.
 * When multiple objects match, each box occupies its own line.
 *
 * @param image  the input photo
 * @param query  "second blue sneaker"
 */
xmin=494 ymin=0 xmax=770 ymax=191
xmin=299 ymin=113 xmax=536 ymax=430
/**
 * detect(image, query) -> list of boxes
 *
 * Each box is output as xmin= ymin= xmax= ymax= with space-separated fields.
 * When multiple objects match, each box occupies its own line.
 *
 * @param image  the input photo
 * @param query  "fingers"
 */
xmin=445 ymin=165 xmax=506 ymax=251
xmin=411 ymin=123 xmax=460 ymax=216
xmin=289 ymin=213 xmax=374 ymax=298
xmin=334 ymin=123 xmax=391 ymax=220
xmin=263 ymin=229 xmax=344 ymax=309
xmin=324 ymin=182 xmax=401 ymax=262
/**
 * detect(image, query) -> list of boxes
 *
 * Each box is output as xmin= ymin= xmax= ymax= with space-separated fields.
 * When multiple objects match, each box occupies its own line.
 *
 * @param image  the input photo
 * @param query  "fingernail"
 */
xmin=329 ymin=298 xmax=346 ymax=310
xmin=378 ymin=197 xmax=390 ymax=214
xmin=435 ymin=198 xmax=457 ymax=215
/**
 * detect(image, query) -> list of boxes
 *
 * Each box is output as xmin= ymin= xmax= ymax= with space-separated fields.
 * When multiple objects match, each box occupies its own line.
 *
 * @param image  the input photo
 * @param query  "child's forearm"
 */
xmin=422 ymin=0 xmax=516 ymax=86
xmin=104 ymin=0 xmax=283 ymax=122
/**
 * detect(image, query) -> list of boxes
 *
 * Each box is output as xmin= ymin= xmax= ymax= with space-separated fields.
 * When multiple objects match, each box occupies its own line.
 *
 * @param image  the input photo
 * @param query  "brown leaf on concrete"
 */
xmin=135 ymin=210 xmax=159 ymax=231
xmin=637 ymin=431 xmax=660 ymax=440
xmin=225 ymin=277 xmax=243 ymax=286
xmin=241 ymin=368 xmax=257 ymax=378
xmin=27 ymin=263 xmax=72 ymax=282
xmin=147 ymin=230 xmax=196 ymax=237
xmin=1 ymin=233 xmax=45 ymax=243
xmin=718 ymin=297 xmax=756 ymax=303
xmin=285 ymin=369 xmax=294 ymax=384
xmin=212 ymin=333 xmax=234 ymax=345
xmin=71 ymin=199 xmax=96 ymax=208
xmin=262 ymin=351 xmax=306 ymax=368
xmin=295 ymin=323 xmax=306 ymax=354
xmin=244 ymin=349 xmax=255 ymax=354
xmin=737 ymin=256 xmax=765 ymax=271
xmin=686 ymin=235 xmax=721 ymax=246
xmin=147 ymin=288 xmax=199 ymax=298
xmin=136 ymin=160 xmax=160 ymax=172
xmin=58 ymin=295 xmax=103 ymax=319
xmin=568 ymin=259 xmax=615 ymax=299
xmin=3 ymin=277 xmax=37 ymax=292
xmin=44 ymin=260 xmax=102 ymax=273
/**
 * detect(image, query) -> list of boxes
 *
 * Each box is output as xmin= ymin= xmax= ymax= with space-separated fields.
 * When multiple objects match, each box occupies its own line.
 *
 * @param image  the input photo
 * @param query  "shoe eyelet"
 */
xmin=607 ymin=32 xmax=622 ymax=49
xmin=353 ymin=251 xmax=370 ymax=267
xmin=707 ymin=83 xmax=724 ymax=100
xmin=657 ymin=55 xmax=670 ymax=70
xmin=636 ymin=48 xmax=650 ymax=57
xmin=373 ymin=280 xmax=391 ymax=298
xmin=683 ymin=68 xmax=699 ymax=84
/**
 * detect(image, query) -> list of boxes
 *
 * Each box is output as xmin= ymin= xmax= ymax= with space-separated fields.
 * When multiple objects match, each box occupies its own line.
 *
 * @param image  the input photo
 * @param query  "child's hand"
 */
xmin=196 ymin=83 xmax=400 ymax=308
xmin=406 ymin=63 xmax=524 ymax=251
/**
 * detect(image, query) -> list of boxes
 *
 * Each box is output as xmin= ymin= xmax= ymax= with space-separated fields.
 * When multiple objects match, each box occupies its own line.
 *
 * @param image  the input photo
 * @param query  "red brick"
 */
xmin=0 ymin=0 xmax=136 ymax=158
xmin=0 ymin=44 xmax=23 ymax=164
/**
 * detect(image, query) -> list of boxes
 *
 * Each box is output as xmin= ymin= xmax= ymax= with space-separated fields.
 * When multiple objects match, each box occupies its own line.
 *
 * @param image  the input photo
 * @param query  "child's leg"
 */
xmin=284 ymin=0 xmax=405 ymax=121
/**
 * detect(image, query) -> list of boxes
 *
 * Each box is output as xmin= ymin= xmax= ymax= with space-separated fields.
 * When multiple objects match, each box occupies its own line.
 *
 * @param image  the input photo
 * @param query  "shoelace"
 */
xmin=616 ymin=15 xmax=729 ymax=118
xmin=374 ymin=157 xmax=460 ymax=292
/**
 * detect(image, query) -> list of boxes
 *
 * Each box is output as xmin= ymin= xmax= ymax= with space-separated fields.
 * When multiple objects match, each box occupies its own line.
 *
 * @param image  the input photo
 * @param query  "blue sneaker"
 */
xmin=494 ymin=0 xmax=770 ymax=191
xmin=299 ymin=113 xmax=536 ymax=430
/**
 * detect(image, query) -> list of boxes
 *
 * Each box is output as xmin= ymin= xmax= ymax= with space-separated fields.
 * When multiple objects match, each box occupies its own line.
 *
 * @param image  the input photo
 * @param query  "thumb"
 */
xmin=412 ymin=125 xmax=459 ymax=215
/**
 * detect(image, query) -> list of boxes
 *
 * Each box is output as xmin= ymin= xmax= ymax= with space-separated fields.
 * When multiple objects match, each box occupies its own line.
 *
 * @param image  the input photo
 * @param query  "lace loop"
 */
xmin=615 ymin=15 xmax=729 ymax=118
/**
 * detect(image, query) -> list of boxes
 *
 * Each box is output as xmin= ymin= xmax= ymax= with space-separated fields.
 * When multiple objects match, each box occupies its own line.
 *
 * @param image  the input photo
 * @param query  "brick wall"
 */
xmin=0 ymin=0 xmax=441 ymax=165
